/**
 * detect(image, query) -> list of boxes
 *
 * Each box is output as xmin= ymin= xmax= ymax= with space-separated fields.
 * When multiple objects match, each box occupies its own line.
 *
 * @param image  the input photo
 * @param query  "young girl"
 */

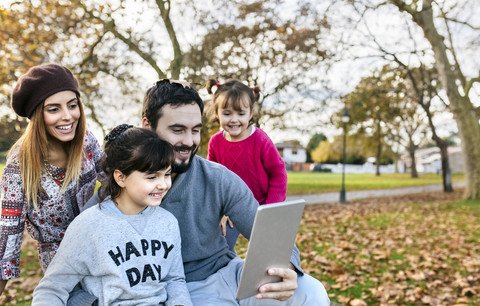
xmin=32 ymin=125 xmax=192 ymax=306
xmin=206 ymin=79 xmax=288 ymax=251
xmin=0 ymin=64 xmax=103 ymax=295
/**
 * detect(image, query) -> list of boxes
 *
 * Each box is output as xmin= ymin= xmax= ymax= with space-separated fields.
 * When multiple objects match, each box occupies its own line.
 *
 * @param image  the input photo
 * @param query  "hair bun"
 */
xmin=104 ymin=124 xmax=134 ymax=144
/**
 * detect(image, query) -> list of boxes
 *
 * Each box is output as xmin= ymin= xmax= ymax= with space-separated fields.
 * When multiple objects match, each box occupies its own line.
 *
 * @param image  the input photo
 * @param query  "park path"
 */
xmin=286 ymin=181 xmax=466 ymax=205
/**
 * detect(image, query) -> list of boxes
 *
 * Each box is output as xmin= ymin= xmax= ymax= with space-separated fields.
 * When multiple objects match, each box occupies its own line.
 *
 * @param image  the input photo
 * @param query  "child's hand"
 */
xmin=220 ymin=216 xmax=234 ymax=236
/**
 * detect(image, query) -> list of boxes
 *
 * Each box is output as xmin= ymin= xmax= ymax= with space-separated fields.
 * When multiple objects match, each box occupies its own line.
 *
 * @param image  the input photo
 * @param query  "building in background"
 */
xmin=399 ymin=146 xmax=464 ymax=174
xmin=276 ymin=142 xmax=307 ymax=171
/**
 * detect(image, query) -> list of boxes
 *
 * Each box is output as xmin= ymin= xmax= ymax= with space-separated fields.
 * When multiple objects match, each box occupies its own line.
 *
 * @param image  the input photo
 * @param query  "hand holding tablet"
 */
xmin=236 ymin=199 xmax=306 ymax=300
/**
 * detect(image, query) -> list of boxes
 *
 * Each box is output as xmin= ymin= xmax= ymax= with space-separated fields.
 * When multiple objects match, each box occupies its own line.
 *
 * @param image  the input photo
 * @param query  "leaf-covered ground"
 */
xmin=2 ymin=189 xmax=479 ymax=305
xmin=295 ymin=190 xmax=480 ymax=305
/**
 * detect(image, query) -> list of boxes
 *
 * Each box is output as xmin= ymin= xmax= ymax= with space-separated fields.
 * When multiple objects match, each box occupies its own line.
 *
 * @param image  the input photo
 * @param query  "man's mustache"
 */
xmin=173 ymin=144 xmax=197 ymax=152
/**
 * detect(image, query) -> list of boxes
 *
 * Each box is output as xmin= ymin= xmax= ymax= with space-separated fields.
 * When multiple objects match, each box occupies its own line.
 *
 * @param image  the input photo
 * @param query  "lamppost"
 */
xmin=339 ymin=108 xmax=350 ymax=204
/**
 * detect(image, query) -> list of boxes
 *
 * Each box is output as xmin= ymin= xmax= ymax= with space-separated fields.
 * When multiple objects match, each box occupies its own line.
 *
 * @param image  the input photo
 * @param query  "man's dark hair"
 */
xmin=142 ymin=80 xmax=204 ymax=130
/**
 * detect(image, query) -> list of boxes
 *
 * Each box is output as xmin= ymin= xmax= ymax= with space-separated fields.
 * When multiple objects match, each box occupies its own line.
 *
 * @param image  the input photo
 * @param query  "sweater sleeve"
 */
xmin=206 ymin=133 xmax=219 ymax=163
xmin=164 ymin=220 xmax=193 ymax=306
xmin=260 ymin=133 xmax=288 ymax=204
xmin=0 ymin=158 xmax=27 ymax=280
xmin=32 ymin=217 xmax=89 ymax=305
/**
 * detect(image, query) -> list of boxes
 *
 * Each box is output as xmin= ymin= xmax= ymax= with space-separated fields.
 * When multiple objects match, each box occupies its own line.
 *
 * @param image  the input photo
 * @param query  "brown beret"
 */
xmin=11 ymin=64 xmax=80 ymax=118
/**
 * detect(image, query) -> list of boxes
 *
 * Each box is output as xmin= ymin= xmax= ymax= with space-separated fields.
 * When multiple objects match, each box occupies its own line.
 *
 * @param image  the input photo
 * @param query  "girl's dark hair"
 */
xmin=205 ymin=78 xmax=260 ymax=125
xmin=98 ymin=126 xmax=175 ymax=203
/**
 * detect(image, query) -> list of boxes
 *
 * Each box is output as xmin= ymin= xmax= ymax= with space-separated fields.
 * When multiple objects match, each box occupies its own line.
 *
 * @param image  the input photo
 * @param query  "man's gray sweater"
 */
xmin=159 ymin=156 xmax=302 ymax=282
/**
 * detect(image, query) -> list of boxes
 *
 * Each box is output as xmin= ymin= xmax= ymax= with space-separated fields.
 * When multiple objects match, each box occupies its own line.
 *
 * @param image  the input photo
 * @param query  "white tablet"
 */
xmin=236 ymin=199 xmax=306 ymax=300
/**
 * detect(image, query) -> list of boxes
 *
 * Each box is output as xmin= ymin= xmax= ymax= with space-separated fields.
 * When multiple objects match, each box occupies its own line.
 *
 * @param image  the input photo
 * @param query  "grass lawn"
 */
xmin=0 ymin=163 xmax=465 ymax=195
xmin=287 ymin=172 xmax=464 ymax=195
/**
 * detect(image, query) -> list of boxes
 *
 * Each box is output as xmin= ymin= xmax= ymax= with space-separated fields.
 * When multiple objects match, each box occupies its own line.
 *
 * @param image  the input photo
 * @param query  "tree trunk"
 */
xmin=438 ymin=141 xmax=453 ymax=192
xmin=417 ymin=81 xmax=453 ymax=192
xmin=393 ymin=0 xmax=480 ymax=198
xmin=376 ymin=139 xmax=382 ymax=176
xmin=408 ymin=137 xmax=418 ymax=178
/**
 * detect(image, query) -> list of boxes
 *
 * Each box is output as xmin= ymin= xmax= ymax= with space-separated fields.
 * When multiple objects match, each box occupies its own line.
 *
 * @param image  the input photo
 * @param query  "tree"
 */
xmin=311 ymin=140 xmax=336 ymax=163
xmin=326 ymin=0 xmax=474 ymax=192
xmin=1 ymin=1 xmax=332 ymax=149
xmin=181 ymin=1 xmax=330 ymax=132
xmin=306 ymin=133 xmax=327 ymax=162
xmin=388 ymin=0 xmax=480 ymax=196
xmin=0 ymin=1 xmax=80 ymax=145
xmin=311 ymin=133 xmax=391 ymax=165
xmin=341 ymin=65 xmax=403 ymax=175
xmin=352 ymin=5 xmax=455 ymax=187
xmin=402 ymin=65 xmax=453 ymax=188
xmin=331 ymin=0 xmax=479 ymax=196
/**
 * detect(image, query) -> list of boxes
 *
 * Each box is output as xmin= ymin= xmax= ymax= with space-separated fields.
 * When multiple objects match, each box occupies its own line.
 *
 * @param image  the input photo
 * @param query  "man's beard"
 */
xmin=171 ymin=144 xmax=198 ymax=174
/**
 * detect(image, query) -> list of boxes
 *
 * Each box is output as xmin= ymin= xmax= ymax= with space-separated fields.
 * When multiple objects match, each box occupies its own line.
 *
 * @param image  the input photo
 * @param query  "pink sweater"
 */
xmin=207 ymin=128 xmax=287 ymax=204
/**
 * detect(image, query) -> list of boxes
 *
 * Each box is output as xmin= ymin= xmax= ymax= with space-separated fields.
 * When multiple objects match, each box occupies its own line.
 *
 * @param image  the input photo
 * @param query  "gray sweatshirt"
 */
xmin=32 ymin=201 xmax=192 ymax=306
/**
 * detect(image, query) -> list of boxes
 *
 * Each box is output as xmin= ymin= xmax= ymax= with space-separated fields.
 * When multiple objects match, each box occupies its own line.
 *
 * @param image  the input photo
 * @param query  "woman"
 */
xmin=0 ymin=64 xmax=103 ymax=295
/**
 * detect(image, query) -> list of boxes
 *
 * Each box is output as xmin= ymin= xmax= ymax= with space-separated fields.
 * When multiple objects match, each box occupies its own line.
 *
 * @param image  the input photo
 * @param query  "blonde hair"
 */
xmin=8 ymin=95 xmax=87 ymax=208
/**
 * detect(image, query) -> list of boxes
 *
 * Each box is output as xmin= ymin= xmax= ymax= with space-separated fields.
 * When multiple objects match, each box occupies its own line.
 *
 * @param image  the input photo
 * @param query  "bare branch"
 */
xmin=465 ymin=71 xmax=480 ymax=96
xmin=155 ymin=0 xmax=183 ymax=79
xmin=76 ymin=2 xmax=166 ymax=79
xmin=442 ymin=17 xmax=480 ymax=30
xmin=439 ymin=5 xmax=466 ymax=88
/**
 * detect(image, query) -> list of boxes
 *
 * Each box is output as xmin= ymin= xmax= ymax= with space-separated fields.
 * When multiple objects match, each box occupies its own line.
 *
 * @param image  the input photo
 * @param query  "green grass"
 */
xmin=287 ymin=172 xmax=464 ymax=195
xmin=0 ymin=164 xmax=465 ymax=196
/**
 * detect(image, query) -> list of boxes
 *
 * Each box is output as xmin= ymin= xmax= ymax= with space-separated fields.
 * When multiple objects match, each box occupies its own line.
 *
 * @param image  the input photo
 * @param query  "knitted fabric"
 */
xmin=207 ymin=128 xmax=287 ymax=204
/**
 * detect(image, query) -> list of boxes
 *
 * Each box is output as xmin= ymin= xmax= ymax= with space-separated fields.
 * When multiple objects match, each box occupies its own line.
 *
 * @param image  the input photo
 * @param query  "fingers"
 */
xmin=227 ymin=216 xmax=234 ymax=228
xmin=255 ymin=268 xmax=297 ymax=301
xmin=220 ymin=216 xmax=228 ymax=236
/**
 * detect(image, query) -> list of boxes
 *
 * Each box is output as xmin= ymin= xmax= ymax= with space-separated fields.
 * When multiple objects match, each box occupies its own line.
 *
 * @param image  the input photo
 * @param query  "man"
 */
xmin=81 ymin=80 xmax=329 ymax=305
xmin=140 ymin=80 xmax=329 ymax=305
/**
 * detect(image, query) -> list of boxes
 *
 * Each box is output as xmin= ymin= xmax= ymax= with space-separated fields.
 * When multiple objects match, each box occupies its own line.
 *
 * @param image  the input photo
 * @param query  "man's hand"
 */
xmin=255 ymin=267 xmax=298 ymax=301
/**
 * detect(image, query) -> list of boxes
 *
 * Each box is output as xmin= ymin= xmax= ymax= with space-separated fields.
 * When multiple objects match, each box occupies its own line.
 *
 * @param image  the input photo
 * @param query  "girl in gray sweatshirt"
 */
xmin=33 ymin=125 xmax=192 ymax=306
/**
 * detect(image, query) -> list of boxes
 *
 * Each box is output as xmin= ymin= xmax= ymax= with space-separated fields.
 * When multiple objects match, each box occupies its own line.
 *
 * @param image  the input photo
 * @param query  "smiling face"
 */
xmin=114 ymin=167 xmax=172 ymax=215
xmin=217 ymin=99 xmax=253 ymax=142
xmin=43 ymin=91 xmax=81 ymax=143
xmin=143 ymin=103 xmax=202 ymax=173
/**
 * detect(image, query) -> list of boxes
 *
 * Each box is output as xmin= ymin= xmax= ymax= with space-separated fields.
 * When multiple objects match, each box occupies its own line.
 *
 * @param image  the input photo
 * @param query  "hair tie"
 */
xmin=216 ymin=83 xmax=220 ymax=87
xmin=252 ymin=87 xmax=255 ymax=92
xmin=104 ymin=124 xmax=134 ymax=144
